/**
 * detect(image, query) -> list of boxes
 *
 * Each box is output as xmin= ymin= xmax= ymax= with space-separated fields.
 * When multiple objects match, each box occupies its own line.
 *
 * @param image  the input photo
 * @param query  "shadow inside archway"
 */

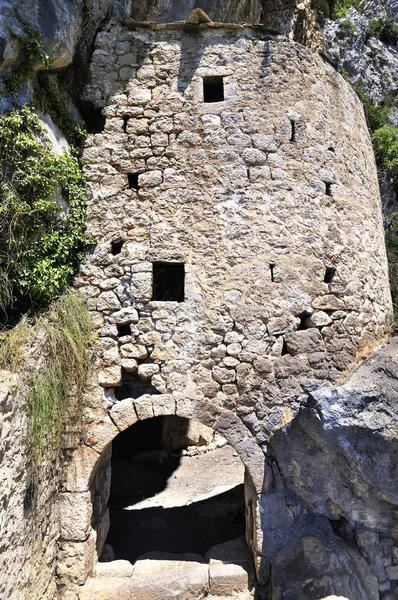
xmin=104 ymin=416 xmax=246 ymax=562
xmin=108 ymin=484 xmax=245 ymax=562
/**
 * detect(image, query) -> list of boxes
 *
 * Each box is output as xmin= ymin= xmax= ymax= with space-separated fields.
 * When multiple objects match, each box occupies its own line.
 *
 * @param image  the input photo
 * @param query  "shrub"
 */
xmin=311 ymin=0 xmax=331 ymax=27
xmin=366 ymin=17 xmax=398 ymax=45
xmin=338 ymin=18 xmax=357 ymax=37
xmin=0 ymin=106 xmax=91 ymax=321
xmin=372 ymin=124 xmax=398 ymax=182
xmin=332 ymin=0 xmax=361 ymax=19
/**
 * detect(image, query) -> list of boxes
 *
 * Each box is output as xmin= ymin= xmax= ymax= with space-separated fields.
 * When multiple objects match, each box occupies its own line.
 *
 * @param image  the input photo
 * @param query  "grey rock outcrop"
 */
xmin=323 ymin=7 xmax=398 ymax=104
xmin=0 ymin=0 xmax=124 ymax=74
xmin=266 ymin=338 xmax=398 ymax=597
xmin=269 ymin=517 xmax=379 ymax=600
xmin=360 ymin=0 xmax=398 ymax=19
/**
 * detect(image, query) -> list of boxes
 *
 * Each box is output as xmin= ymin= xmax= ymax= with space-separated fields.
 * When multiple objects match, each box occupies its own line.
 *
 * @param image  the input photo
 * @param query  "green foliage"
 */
xmin=366 ymin=17 xmax=398 ymax=45
xmin=332 ymin=0 xmax=360 ymax=19
xmin=34 ymin=73 xmax=87 ymax=150
xmin=311 ymin=0 xmax=360 ymax=27
xmin=0 ymin=106 xmax=91 ymax=318
xmin=337 ymin=18 xmax=357 ymax=37
xmin=1 ymin=16 xmax=51 ymax=97
xmin=355 ymin=87 xmax=389 ymax=132
xmin=372 ymin=125 xmax=398 ymax=181
xmin=0 ymin=292 xmax=93 ymax=466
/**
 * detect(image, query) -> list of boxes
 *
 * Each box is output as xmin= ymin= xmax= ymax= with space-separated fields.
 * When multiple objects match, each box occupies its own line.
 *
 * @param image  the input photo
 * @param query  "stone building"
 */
xmin=55 ymin=8 xmax=393 ymax=599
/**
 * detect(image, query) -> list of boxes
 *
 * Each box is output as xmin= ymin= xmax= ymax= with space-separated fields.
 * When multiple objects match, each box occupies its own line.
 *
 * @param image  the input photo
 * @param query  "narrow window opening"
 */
xmin=325 ymin=182 xmax=333 ymax=197
xmin=117 ymin=323 xmax=131 ymax=337
xmin=270 ymin=263 xmax=276 ymax=283
xmin=327 ymin=147 xmax=335 ymax=153
xmin=123 ymin=116 xmax=129 ymax=134
xmin=111 ymin=240 xmax=124 ymax=255
xmin=281 ymin=339 xmax=289 ymax=356
xmin=290 ymin=120 xmax=296 ymax=142
xmin=79 ymin=101 xmax=106 ymax=134
xmin=297 ymin=312 xmax=311 ymax=331
xmin=128 ymin=173 xmax=139 ymax=190
xmin=24 ymin=482 xmax=36 ymax=512
xmin=324 ymin=267 xmax=336 ymax=284
xmin=203 ymin=76 xmax=224 ymax=103
xmin=152 ymin=263 xmax=185 ymax=302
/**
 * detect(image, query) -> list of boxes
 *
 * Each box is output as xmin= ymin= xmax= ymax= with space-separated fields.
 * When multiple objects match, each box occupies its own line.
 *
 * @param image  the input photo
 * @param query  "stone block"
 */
xmin=120 ymin=343 xmax=148 ymax=360
xmin=59 ymin=492 xmax=92 ymax=542
xmin=95 ymin=559 xmax=134 ymax=578
xmin=84 ymin=418 xmax=119 ymax=453
xmin=98 ymin=365 xmax=122 ymax=387
xmin=138 ymin=170 xmax=162 ymax=188
xmin=65 ymin=446 xmax=100 ymax=492
xmin=284 ymin=329 xmax=323 ymax=356
xmin=130 ymin=553 xmax=208 ymax=600
xmin=152 ymin=394 xmax=176 ymax=417
xmin=110 ymin=398 xmax=138 ymax=431
xmin=138 ymin=363 xmax=160 ymax=380
xmin=57 ymin=535 xmax=96 ymax=586
xmin=78 ymin=577 xmax=136 ymax=600
xmin=208 ymin=562 xmax=249 ymax=596
xmin=134 ymin=395 xmax=154 ymax=420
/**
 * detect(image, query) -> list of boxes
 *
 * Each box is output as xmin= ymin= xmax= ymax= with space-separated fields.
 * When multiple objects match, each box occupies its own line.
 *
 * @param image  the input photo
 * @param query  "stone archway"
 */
xmin=58 ymin=392 xmax=266 ymax=593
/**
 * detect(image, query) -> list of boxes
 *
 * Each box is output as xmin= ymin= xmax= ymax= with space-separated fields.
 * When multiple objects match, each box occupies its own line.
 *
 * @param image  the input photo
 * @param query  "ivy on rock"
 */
xmin=0 ymin=106 xmax=91 ymax=320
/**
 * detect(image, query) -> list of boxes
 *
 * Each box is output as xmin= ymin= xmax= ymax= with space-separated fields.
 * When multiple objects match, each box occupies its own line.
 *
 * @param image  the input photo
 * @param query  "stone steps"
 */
xmin=77 ymin=538 xmax=254 ymax=600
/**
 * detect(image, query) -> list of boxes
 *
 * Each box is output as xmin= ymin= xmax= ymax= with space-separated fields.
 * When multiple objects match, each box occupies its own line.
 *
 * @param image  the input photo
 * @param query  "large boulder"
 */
xmin=265 ymin=338 xmax=398 ymax=594
xmin=268 ymin=517 xmax=379 ymax=600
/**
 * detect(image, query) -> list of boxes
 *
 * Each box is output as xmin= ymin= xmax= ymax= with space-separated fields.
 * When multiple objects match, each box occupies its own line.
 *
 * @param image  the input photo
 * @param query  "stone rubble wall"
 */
xmin=0 ymin=374 xmax=59 ymax=600
xmin=78 ymin=22 xmax=391 ymax=433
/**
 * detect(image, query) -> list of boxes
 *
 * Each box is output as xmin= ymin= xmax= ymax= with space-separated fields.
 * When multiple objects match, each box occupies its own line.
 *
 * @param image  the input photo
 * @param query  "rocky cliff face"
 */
xmin=266 ymin=337 xmax=398 ymax=598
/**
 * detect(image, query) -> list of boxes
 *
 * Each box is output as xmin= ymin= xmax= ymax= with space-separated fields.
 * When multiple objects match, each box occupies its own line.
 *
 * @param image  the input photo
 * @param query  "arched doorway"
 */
xmin=103 ymin=415 xmax=246 ymax=561
xmin=59 ymin=394 xmax=266 ymax=595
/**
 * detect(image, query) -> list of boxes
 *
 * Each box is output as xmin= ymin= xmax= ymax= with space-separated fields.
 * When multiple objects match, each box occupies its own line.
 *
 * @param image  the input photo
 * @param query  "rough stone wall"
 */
xmin=56 ymin=19 xmax=393 ymax=597
xmin=78 ymin=22 xmax=391 ymax=419
xmin=0 ymin=374 xmax=59 ymax=600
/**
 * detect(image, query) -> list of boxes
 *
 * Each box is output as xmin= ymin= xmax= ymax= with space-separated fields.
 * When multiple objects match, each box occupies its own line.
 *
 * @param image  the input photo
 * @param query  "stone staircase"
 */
xmin=77 ymin=538 xmax=254 ymax=600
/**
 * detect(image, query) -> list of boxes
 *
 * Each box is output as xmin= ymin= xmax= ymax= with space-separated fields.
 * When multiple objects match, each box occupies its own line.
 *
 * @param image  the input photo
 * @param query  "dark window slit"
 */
xmin=270 ymin=264 xmax=276 ymax=283
xmin=128 ymin=173 xmax=139 ymax=190
xmin=324 ymin=267 xmax=336 ymax=283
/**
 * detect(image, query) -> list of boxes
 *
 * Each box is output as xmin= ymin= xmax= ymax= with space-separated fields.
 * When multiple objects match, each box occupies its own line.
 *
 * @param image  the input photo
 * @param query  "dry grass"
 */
xmin=0 ymin=290 xmax=93 ymax=467
xmin=337 ymin=334 xmax=390 ymax=383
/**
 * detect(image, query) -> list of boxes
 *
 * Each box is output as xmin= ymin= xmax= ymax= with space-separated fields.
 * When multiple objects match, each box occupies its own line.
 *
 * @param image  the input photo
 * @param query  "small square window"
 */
xmin=111 ymin=240 xmax=124 ymax=255
xmin=203 ymin=76 xmax=224 ymax=103
xmin=117 ymin=323 xmax=131 ymax=337
xmin=152 ymin=263 xmax=185 ymax=302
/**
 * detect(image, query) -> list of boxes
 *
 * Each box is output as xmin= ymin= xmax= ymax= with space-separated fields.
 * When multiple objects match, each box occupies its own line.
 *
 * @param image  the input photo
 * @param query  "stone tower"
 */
xmin=60 ymin=9 xmax=392 ymax=596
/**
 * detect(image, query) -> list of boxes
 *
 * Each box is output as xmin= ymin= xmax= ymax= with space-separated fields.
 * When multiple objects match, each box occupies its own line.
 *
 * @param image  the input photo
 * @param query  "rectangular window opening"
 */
xmin=325 ymin=182 xmax=333 ymax=197
xmin=117 ymin=323 xmax=131 ymax=337
xmin=111 ymin=240 xmax=124 ymax=255
xmin=152 ymin=262 xmax=185 ymax=302
xmin=203 ymin=76 xmax=224 ymax=103
xmin=324 ymin=267 xmax=336 ymax=284
xmin=128 ymin=173 xmax=139 ymax=190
